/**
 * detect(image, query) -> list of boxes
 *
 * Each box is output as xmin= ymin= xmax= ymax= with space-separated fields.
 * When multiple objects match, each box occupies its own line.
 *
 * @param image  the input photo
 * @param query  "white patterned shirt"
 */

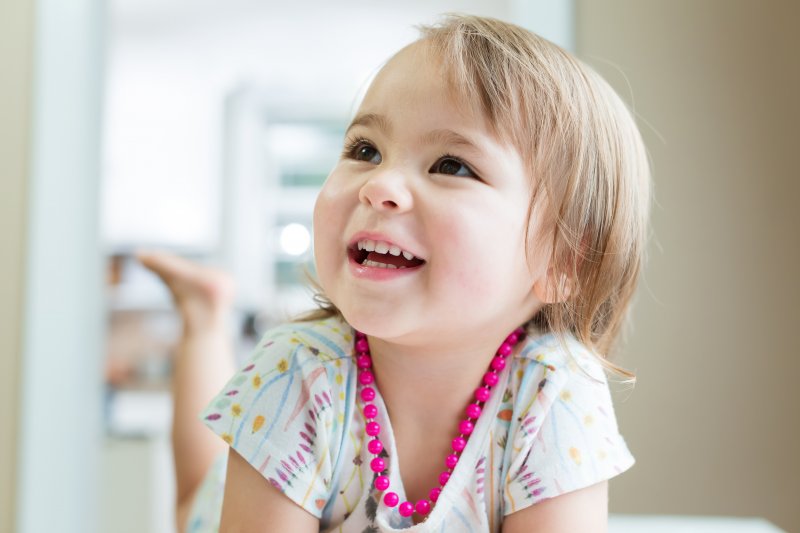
xmin=190 ymin=315 xmax=634 ymax=532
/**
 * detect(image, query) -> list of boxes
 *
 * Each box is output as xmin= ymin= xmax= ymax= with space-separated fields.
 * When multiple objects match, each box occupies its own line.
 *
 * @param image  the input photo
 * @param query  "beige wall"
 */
xmin=577 ymin=1 xmax=799 ymax=530
xmin=0 ymin=0 xmax=33 ymax=531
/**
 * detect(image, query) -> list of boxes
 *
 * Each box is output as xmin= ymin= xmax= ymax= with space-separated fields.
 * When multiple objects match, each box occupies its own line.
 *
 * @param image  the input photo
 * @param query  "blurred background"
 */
xmin=1 ymin=0 xmax=798 ymax=532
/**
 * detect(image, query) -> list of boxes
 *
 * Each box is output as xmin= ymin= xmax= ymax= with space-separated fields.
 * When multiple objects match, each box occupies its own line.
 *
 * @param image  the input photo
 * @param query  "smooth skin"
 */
xmin=219 ymin=449 xmax=319 ymax=533
xmin=502 ymin=481 xmax=609 ymax=533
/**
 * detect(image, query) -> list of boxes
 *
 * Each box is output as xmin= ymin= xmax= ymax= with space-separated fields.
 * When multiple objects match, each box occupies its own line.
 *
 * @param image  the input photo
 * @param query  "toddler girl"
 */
xmin=142 ymin=13 xmax=650 ymax=533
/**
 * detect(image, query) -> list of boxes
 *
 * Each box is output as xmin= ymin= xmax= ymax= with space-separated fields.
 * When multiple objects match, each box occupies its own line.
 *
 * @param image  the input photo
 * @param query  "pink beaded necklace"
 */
xmin=353 ymin=327 xmax=526 ymax=519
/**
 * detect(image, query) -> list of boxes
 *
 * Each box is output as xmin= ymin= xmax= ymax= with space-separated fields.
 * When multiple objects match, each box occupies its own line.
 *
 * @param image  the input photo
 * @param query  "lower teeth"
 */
xmin=363 ymin=260 xmax=405 ymax=269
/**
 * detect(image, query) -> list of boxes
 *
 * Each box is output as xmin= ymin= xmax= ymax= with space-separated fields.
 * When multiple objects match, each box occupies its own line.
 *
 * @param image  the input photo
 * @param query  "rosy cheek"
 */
xmin=312 ymin=191 xmax=338 ymax=265
xmin=313 ymin=181 xmax=335 ymax=220
xmin=437 ymin=223 xmax=494 ymax=294
xmin=313 ymin=184 xmax=345 ymax=234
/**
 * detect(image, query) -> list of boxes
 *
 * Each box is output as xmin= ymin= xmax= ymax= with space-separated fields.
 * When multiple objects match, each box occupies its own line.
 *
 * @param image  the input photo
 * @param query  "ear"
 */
xmin=533 ymin=267 xmax=573 ymax=304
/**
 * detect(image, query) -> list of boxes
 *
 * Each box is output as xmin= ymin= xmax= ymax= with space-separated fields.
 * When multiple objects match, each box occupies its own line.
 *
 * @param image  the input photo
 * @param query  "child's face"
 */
xmin=313 ymin=42 xmax=550 ymax=345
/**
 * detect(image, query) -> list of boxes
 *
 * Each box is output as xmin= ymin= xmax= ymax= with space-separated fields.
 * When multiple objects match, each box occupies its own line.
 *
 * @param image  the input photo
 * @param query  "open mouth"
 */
xmin=348 ymin=239 xmax=426 ymax=270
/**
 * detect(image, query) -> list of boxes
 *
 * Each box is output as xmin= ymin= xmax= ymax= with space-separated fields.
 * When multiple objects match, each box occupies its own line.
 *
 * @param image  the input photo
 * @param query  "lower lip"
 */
xmin=347 ymin=255 xmax=423 ymax=281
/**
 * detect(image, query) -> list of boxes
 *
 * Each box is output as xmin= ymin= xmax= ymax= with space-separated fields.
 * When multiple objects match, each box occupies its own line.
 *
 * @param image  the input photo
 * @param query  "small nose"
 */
xmin=358 ymin=170 xmax=413 ymax=213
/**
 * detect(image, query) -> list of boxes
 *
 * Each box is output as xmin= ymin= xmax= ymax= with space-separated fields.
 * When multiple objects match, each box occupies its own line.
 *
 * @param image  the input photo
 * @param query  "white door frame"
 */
xmin=17 ymin=1 xmax=105 ymax=532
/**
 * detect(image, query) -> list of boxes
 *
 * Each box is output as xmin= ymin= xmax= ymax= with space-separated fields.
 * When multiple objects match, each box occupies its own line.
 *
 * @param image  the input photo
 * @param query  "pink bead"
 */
xmin=361 ymin=387 xmax=375 ymax=402
xmin=370 ymin=457 xmax=385 ymax=473
xmin=351 ymin=327 xmax=529 ymax=521
xmin=415 ymin=499 xmax=431 ymax=515
xmin=445 ymin=454 xmax=459 ymax=469
xmin=398 ymin=501 xmax=414 ymax=517
xmin=497 ymin=342 xmax=513 ymax=356
xmin=375 ymin=475 xmax=390 ymax=491
xmin=363 ymin=404 xmax=377 ymax=419
xmin=367 ymin=438 xmax=383 ymax=454
xmin=491 ymin=356 xmax=506 ymax=371
xmin=384 ymin=492 xmax=399 ymax=507
xmin=474 ymin=387 xmax=491 ymax=402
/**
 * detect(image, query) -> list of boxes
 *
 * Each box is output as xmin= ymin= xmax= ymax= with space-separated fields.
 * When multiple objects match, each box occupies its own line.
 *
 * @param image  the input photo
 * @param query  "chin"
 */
xmin=337 ymin=304 xmax=407 ymax=340
xmin=338 ymin=306 xmax=384 ymax=335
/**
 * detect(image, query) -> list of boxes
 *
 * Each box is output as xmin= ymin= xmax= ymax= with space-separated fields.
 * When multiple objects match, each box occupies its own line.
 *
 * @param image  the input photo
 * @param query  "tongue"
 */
xmin=366 ymin=252 xmax=421 ymax=267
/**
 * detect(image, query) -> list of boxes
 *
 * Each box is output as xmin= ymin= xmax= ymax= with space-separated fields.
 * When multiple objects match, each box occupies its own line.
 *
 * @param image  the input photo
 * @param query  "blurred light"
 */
xmin=280 ymin=223 xmax=311 ymax=256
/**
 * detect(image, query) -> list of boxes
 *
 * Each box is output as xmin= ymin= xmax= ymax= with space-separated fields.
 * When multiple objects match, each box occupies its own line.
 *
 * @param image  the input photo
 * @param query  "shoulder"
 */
xmin=516 ymin=330 xmax=606 ymax=380
xmin=506 ymin=330 xmax=609 ymax=417
xmin=253 ymin=315 xmax=355 ymax=369
xmin=199 ymin=315 xmax=357 ymax=517
xmin=200 ymin=314 xmax=356 ymax=450
xmin=500 ymin=330 xmax=634 ymax=512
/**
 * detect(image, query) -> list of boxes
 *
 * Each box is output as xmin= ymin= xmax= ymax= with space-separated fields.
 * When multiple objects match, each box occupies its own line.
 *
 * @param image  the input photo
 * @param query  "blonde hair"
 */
xmin=301 ymin=14 xmax=651 ymax=379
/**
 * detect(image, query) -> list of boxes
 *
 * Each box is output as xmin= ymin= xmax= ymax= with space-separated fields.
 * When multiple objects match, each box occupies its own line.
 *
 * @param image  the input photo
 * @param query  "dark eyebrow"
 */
xmin=346 ymin=113 xmax=392 ymax=135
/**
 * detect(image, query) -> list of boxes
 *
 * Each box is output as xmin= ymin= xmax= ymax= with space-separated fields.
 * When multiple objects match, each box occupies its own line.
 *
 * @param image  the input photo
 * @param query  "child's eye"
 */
xmin=430 ymin=156 xmax=477 ymax=179
xmin=355 ymin=144 xmax=381 ymax=164
xmin=344 ymin=139 xmax=382 ymax=164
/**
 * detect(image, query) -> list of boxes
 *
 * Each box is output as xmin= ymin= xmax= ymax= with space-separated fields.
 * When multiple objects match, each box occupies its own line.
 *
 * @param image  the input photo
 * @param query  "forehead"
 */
xmin=357 ymin=40 xmax=490 ymax=132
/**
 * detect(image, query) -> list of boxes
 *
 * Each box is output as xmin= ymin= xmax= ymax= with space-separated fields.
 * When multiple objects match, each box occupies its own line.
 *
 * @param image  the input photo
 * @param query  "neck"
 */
xmin=366 ymin=328 xmax=516 ymax=421
xmin=352 ymin=324 xmax=527 ymax=520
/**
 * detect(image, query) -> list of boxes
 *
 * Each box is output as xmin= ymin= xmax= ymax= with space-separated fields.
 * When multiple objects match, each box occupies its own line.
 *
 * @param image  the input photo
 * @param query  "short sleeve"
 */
xmin=503 ymin=341 xmax=635 ymax=513
xmin=199 ymin=323 xmax=347 ymax=518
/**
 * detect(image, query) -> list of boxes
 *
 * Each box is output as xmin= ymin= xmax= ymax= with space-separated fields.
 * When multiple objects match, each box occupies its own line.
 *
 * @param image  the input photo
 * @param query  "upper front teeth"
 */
xmin=357 ymin=239 xmax=417 ymax=260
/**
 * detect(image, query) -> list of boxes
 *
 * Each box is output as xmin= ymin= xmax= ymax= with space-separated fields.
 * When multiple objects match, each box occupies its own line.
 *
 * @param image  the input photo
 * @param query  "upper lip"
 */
xmin=347 ymin=231 xmax=425 ymax=261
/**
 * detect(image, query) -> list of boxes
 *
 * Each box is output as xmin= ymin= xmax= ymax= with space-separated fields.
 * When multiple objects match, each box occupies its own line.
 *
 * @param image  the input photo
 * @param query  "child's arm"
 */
xmin=219 ymin=448 xmax=320 ymax=532
xmin=502 ymin=480 xmax=608 ymax=533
